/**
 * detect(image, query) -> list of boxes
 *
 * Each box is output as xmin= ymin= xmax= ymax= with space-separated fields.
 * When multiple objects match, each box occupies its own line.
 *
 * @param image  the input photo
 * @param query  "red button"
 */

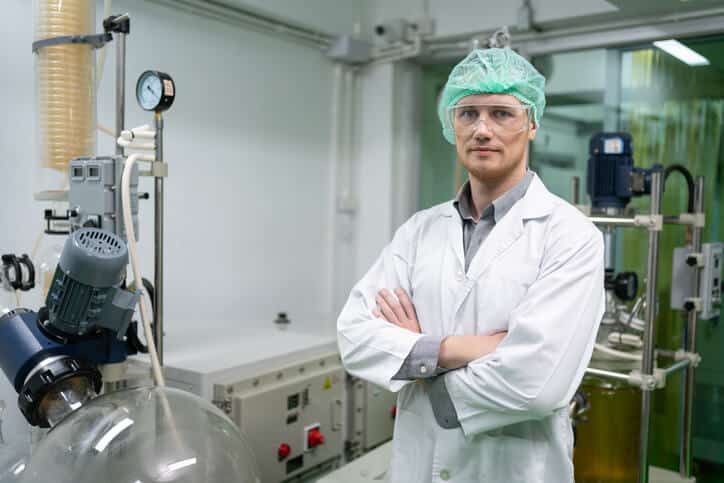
xmin=390 ymin=405 xmax=397 ymax=419
xmin=307 ymin=428 xmax=325 ymax=448
xmin=278 ymin=443 xmax=291 ymax=460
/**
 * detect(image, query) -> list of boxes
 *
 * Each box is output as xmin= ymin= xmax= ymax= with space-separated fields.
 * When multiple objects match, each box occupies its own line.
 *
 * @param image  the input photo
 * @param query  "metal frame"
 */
xmin=583 ymin=173 xmax=705 ymax=483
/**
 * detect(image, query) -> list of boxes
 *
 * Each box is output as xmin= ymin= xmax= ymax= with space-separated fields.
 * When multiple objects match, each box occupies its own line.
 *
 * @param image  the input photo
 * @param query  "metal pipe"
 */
xmin=638 ymin=171 xmax=663 ymax=483
xmin=680 ymin=176 xmax=704 ymax=478
xmin=571 ymin=176 xmax=580 ymax=205
xmin=115 ymin=32 xmax=126 ymax=155
xmin=154 ymin=113 xmax=165 ymax=366
xmin=585 ymin=367 xmax=631 ymax=384
xmin=663 ymin=359 xmax=691 ymax=376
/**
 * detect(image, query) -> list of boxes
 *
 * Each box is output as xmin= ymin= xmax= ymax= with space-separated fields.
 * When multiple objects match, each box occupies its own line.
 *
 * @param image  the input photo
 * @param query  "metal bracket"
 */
xmin=139 ymin=162 xmax=168 ymax=178
xmin=678 ymin=213 xmax=706 ymax=228
xmin=634 ymin=214 xmax=663 ymax=231
xmin=675 ymin=350 xmax=702 ymax=368
xmin=32 ymin=33 xmax=112 ymax=53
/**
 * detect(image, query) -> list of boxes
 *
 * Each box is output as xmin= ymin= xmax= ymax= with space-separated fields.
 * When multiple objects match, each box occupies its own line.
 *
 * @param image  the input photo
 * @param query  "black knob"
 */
xmin=686 ymin=255 xmax=698 ymax=267
xmin=684 ymin=301 xmax=695 ymax=312
xmin=610 ymin=272 xmax=638 ymax=301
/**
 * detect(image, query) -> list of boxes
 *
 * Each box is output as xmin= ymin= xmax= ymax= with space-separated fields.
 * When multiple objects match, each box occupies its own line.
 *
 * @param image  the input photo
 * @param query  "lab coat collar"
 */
xmin=443 ymin=172 xmax=556 ymax=311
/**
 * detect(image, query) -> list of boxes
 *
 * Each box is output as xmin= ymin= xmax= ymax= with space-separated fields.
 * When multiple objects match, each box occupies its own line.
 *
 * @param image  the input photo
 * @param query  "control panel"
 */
xmin=212 ymin=352 xmax=344 ymax=483
xmin=346 ymin=376 xmax=396 ymax=459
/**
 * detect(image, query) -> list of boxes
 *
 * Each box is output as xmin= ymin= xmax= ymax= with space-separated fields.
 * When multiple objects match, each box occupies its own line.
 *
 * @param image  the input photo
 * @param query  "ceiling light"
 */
xmin=653 ymin=39 xmax=709 ymax=66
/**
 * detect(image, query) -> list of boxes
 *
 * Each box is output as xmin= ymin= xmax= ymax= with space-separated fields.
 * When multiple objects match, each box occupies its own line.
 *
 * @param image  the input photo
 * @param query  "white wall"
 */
xmin=0 ymin=0 xmax=353 ymax=447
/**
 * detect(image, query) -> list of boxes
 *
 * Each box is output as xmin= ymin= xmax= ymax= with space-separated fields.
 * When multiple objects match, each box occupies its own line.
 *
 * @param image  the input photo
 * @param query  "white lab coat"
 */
xmin=337 ymin=173 xmax=605 ymax=483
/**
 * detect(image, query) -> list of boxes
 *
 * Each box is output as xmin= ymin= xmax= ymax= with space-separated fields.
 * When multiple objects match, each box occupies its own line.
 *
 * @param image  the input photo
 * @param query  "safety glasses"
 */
xmin=447 ymin=103 xmax=532 ymax=136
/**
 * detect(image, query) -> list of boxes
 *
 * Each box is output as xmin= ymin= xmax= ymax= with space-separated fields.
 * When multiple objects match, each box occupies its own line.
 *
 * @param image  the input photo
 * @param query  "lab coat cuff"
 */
xmin=427 ymin=375 xmax=461 ymax=429
xmin=391 ymin=335 xmax=444 ymax=380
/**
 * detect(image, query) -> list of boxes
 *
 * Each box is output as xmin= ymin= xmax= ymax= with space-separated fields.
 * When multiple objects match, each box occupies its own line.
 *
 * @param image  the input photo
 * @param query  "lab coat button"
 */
xmin=455 ymin=270 xmax=465 ymax=282
xmin=440 ymin=469 xmax=450 ymax=480
xmin=419 ymin=365 xmax=428 ymax=375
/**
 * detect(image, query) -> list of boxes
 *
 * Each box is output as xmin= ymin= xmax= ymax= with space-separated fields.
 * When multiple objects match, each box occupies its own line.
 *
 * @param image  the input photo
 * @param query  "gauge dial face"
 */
xmin=137 ymin=72 xmax=164 ymax=111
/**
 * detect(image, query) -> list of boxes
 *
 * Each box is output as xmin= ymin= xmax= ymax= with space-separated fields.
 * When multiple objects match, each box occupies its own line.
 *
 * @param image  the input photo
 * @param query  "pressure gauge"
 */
xmin=136 ymin=70 xmax=175 ymax=112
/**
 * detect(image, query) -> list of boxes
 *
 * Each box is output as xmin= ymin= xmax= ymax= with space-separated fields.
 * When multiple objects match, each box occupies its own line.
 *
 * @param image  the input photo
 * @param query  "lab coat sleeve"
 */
xmin=337 ymin=216 xmax=426 ymax=392
xmin=444 ymin=223 xmax=605 ymax=436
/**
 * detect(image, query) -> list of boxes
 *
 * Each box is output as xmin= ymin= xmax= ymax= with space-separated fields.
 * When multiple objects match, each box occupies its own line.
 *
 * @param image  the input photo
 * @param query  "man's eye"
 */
xmin=492 ymin=109 xmax=514 ymax=119
xmin=459 ymin=109 xmax=478 ymax=121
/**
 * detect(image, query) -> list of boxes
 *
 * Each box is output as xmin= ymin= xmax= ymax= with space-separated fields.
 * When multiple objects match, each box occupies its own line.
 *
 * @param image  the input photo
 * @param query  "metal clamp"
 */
xmin=675 ymin=350 xmax=702 ymax=368
xmin=32 ymin=33 xmax=112 ymax=53
xmin=633 ymin=214 xmax=663 ymax=231
xmin=139 ymin=162 xmax=168 ymax=178
xmin=628 ymin=370 xmax=661 ymax=391
xmin=678 ymin=213 xmax=706 ymax=228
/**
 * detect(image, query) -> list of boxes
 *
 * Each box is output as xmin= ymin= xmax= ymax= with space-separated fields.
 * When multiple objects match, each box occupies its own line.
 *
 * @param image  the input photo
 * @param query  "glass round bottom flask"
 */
xmin=10 ymin=386 xmax=260 ymax=483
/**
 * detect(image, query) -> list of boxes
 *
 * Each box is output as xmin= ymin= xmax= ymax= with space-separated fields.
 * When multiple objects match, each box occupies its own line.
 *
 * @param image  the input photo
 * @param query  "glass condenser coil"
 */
xmin=34 ymin=0 xmax=96 ymax=194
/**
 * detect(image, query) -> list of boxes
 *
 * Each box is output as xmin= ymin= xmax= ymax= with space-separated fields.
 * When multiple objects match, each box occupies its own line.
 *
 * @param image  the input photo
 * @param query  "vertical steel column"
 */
xmin=154 ymin=113 xmax=164 ymax=366
xmin=638 ymin=171 xmax=662 ymax=483
xmin=680 ymin=176 xmax=704 ymax=478
xmin=571 ymin=176 xmax=580 ymax=205
xmin=115 ymin=32 xmax=126 ymax=155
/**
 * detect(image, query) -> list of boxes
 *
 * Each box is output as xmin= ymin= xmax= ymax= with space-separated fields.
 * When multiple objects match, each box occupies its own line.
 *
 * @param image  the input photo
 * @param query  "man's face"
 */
xmin=452 ymin=93 xmax=537 ymax=183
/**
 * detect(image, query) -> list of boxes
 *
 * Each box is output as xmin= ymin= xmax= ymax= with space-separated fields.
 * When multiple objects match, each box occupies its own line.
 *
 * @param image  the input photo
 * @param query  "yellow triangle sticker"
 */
xmin=323 ymin=377 xmax=332 ymax=390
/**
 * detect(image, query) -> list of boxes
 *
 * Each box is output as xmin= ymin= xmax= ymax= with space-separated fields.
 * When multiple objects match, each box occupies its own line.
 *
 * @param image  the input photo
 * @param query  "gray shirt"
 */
xmin=392 ymin=171 xmax=534 ymax=428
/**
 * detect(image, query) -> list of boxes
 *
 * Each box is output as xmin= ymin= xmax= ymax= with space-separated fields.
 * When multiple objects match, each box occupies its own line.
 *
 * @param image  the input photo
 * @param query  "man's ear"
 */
xmin=528 ymin=121 xmax=538 ymax=141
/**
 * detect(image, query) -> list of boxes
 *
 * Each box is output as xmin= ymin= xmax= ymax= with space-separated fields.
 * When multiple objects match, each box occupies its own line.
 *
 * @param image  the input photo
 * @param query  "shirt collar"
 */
xmin=453 ymin=170 xmax=534 ymax=224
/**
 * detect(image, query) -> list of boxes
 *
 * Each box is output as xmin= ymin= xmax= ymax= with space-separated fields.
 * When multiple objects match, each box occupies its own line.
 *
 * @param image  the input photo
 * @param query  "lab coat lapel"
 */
xmin=449 ymin=174 xmax=554 ymax=318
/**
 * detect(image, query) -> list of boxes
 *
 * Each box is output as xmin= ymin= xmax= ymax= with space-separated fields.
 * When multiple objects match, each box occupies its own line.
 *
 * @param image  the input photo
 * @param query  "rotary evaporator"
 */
xmin=571 ymin=133 xmax=722 ymax=483
xmin=0 ymin=2 xmax=260 ymax=482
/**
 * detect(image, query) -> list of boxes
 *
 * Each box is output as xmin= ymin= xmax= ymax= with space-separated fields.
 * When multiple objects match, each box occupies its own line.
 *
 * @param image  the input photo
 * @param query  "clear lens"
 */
xmin=448 ymin=103 xmax=531 ymax=135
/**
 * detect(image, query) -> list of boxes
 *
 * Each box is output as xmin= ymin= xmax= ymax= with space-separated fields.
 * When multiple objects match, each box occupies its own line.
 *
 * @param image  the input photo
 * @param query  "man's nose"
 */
xmin=472 ymin=116 xmax=494 ymax=139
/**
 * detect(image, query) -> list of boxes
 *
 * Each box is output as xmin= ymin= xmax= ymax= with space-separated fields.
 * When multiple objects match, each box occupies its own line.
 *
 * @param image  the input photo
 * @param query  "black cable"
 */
xmin=664 ymin=164 xmax=695 ymax=213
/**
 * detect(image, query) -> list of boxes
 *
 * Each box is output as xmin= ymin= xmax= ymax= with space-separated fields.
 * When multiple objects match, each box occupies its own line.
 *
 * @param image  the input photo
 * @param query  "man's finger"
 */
xmin=395 ymin=288 xmax=417 ymax=321
xmin=376 ymin=295 xmax=400 ymax=325
xmin=380 ymin=289 xmax=407 ymax=323
xmin=372 ymin=308 xmax=387 ymax=321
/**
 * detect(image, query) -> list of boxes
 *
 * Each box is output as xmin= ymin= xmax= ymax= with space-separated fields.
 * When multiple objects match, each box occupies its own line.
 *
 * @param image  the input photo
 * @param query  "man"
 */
xmin=337 ymin=48 xmax=604 ymax=482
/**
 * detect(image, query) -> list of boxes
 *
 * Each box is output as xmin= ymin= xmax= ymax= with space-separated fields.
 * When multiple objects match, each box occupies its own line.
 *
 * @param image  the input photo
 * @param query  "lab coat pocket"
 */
xmin=485 ymin=421 xmax=545 ymax=483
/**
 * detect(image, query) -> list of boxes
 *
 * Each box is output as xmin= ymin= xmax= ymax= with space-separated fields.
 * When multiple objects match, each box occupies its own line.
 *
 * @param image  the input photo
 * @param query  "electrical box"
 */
xmin=346 ymin=376 xmax=396 ymax=459
xmin=216 ymin=352 xmax=344 ymax=482
xmin=161 ymin=322 xmax=343 ymax=483
xmin=68 ymin=156 xmax=139 ymax=240
xmin=671 ymin=243 xmax=723 ymax=320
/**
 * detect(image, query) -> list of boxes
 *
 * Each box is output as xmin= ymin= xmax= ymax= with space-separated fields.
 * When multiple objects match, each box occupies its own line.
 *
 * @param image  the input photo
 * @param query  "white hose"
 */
xmin=121 ymin=153 xmax=165 ymax=387
xmin=594 ymin=343 xmax=643 ymax=361
xmin=117 ymin=138 xmax=156 ymax=151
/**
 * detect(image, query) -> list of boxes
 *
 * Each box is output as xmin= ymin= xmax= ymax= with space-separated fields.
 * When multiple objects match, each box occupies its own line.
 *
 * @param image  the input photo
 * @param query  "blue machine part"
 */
xmin=586 ymin=132 xmax=663 ymax=209
xmin=0 ymin=309 xmax=132 ymax=392
xmin=587 ymin=132 xmax=635 ymax=209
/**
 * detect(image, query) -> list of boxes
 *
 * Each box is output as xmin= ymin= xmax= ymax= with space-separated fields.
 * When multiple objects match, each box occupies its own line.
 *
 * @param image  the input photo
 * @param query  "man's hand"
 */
xmin=373 ymin=288 xmax=421 ymax=334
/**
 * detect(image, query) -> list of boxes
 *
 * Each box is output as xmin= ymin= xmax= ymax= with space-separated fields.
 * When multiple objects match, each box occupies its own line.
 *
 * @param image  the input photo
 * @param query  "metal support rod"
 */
xmin=154 ymin=113 xmax=165 ymax=366
xmin=115 ymin=32 xmax=126 ymax=155
xmin=638 ymin=171 xmax=663 ymax=483
xmin=680 ymin=176 xmax=704 ymax=478
xmin=589 ymin=216 xmax=639 ymax=227
xmin=663 ymin=359 xmax=691 ymax=376
xmin=571 ymin=176 xmax=580 ymax=205
xmin=585 ymin=367 xmax=632 ymax=383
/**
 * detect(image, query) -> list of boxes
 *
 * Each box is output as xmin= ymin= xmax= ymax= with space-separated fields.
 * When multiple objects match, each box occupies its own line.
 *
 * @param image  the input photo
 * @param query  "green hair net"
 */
xmin=438 ymin=47 xmax=546 ymax=144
